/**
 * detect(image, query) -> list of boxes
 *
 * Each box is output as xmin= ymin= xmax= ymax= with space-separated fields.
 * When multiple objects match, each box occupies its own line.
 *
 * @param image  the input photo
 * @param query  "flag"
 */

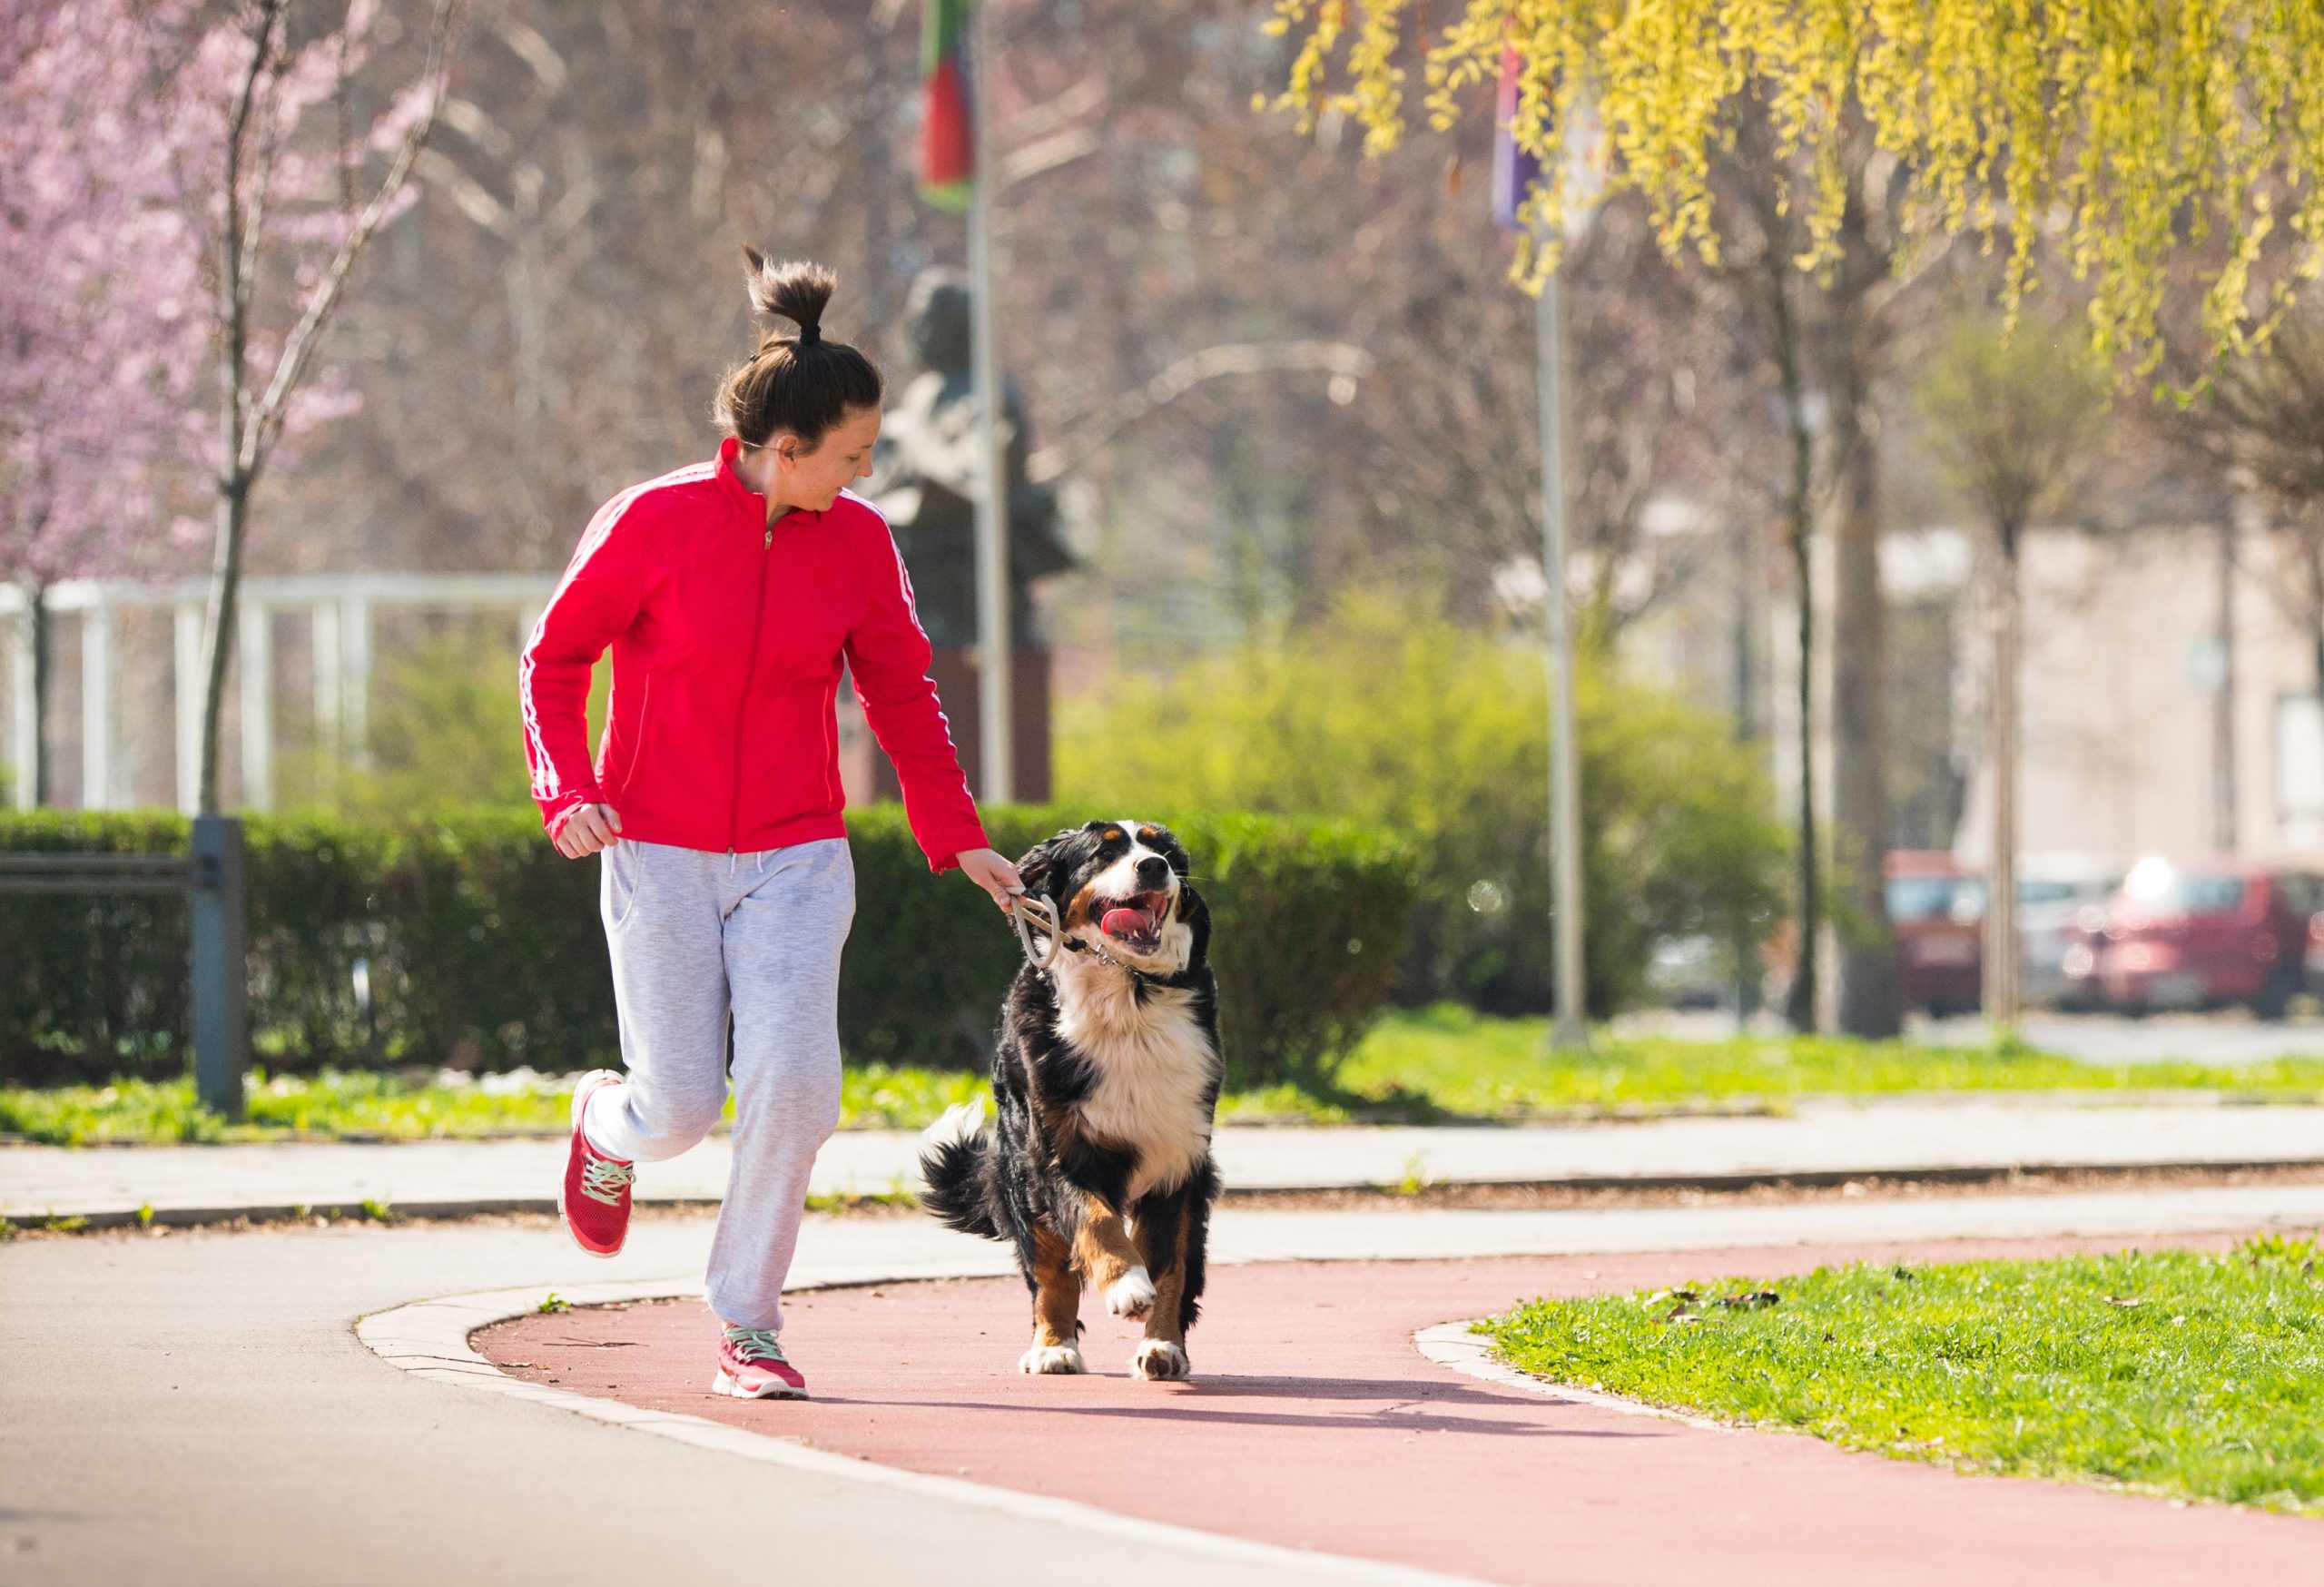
xmin=1491 ymin=43 xmax=1540 ymax=234
xmin=1492 ymin=46 xmax=1609 ymax=238
xmin=921 ymin=0 xmax=974 ymax=212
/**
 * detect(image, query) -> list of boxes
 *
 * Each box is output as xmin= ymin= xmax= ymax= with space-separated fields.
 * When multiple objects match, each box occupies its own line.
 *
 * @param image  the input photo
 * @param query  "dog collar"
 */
xmin=1009 ymin=894 xmax=1165 ymax=985
xmin=1055 ymin=932 xmax=1162 ymax=984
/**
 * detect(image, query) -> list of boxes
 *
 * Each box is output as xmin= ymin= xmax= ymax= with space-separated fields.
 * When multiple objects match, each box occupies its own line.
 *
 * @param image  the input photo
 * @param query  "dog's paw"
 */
xmin=1105 ymin=1266 xmax=1156 ymax=1319
xmin=1132 ymin=1339 xmax=1190 ymax=1380
xmin=1018 ymin=1343 xmax=1087 ymax=1375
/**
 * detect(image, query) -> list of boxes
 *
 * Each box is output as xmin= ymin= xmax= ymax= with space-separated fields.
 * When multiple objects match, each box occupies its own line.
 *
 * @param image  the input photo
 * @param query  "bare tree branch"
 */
xmin=245 ymin=0 xmax=467 ymax=483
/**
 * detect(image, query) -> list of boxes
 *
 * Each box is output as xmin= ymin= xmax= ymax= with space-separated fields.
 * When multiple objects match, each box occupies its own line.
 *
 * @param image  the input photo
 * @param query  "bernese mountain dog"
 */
xmin=918 ymin=819 xmax=1223 ymax=1381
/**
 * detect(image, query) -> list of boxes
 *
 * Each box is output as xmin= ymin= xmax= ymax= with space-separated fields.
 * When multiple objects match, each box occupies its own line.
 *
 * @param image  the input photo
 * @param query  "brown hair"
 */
xmin=712 ymin=249 xmax=884 ymax=450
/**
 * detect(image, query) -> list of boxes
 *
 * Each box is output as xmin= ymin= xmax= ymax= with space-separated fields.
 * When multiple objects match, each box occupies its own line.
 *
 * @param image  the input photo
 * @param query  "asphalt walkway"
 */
xmin=7 ymin=1188 xmax=2320 ymax=1585
xmin=12 ymin=1095 xmax=2324 ymax=1224
xmin=481 ymin=1237 xmax=2319 ymax=1587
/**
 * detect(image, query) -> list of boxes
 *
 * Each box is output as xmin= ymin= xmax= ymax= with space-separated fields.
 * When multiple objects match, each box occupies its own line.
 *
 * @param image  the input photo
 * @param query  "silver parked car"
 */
xmin=2015 ymin=854 xmax=2123 ymax=1008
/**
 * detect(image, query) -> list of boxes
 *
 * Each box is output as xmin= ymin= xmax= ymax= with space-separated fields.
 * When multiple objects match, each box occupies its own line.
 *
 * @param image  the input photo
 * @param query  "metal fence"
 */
xmin=0 ymin=815 xmax=248 ymax=1116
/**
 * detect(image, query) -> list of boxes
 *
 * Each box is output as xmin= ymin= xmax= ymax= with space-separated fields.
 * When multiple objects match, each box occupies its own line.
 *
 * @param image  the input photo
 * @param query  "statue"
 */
xmin=869 ymin=269 xmax=1076 ymax=648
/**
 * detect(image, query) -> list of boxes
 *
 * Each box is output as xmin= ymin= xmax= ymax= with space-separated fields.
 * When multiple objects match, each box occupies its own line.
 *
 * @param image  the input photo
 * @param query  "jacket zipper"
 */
xmin=727 ymin=516 xmax=775 ymax=854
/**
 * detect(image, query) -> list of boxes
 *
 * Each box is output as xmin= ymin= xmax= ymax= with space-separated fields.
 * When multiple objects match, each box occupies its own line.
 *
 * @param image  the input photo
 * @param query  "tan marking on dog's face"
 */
xmin=1064 ymin=879 xmax=1101 ymax=932
xmin=1102 ymin=827 xmax=1123 ymax=842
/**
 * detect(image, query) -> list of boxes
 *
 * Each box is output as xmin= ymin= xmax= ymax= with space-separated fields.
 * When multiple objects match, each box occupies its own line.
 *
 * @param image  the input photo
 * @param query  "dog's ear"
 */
xmin=1014 ymin=827 xmax=1082 ymax=901
xmin=1170 ymin=882 xmax=1212 ymax=971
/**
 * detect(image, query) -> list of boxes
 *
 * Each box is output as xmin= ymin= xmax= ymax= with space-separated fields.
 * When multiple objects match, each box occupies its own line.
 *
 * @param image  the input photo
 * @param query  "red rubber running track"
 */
xmin=478 ymin=1231 xmax=2315 ymax=1586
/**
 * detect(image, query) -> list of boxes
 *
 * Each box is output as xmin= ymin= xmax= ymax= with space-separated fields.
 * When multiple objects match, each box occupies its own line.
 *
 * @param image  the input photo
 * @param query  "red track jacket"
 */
xmin=519 ymin=437 xmax=989 ymax=872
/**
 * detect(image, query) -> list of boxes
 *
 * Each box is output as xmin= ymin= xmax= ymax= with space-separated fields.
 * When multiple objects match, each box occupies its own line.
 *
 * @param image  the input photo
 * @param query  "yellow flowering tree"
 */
xmin=1262 ymin=2 xmax=2324 ymax=1035
xmin=1260 ymin=0 xmax=2324 ymax=370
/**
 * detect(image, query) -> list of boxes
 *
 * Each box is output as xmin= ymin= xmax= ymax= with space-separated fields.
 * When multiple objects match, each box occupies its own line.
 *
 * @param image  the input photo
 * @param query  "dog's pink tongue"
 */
xmin=1101 ymin=907 xmax=1147 ymax=940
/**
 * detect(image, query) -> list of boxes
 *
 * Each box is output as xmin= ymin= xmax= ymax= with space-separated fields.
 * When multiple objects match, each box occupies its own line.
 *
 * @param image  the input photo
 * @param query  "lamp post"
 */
xmin=921 ymin=0 xmax=1012 ymax=803
xmin=1496 ymin=54 xmax=1603 ymax=1051
xmin=965 ymin=0 xmax=1012 ymax=803
xmin=1533 ymin=271 xmax=1587 ymax=1051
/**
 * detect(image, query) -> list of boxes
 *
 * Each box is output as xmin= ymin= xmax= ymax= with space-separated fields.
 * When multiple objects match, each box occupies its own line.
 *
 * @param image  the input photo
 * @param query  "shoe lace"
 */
xmin=579 ymin=1154 xmax=635 ymax=1207
xmin=724 ymin=1326 xmax=787 ymax=1365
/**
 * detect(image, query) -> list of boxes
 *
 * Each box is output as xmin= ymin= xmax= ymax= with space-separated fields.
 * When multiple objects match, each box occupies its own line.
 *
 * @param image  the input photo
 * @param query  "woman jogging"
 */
xmin=518 ymin=250 xmax=1022 ymax=1401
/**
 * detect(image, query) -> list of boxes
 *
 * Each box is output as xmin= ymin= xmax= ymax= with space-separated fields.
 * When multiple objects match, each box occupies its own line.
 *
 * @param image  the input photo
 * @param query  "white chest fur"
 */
xmin=1051 ymin=965 xmax=1216 ymax=1201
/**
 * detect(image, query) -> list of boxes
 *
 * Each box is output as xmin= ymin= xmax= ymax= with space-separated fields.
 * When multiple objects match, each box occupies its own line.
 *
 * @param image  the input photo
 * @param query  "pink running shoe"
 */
xmin=559 ymin=1070 xmax=634 ymax=1258
xmin=714 ymin=1327 xmax=808 ymax=1400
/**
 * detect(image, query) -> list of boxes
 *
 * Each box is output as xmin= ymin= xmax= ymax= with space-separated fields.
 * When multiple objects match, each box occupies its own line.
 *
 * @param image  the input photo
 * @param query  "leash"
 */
xmin=1009 ymin=892 xmax=1067 ymax=971
xmin=1009 ymin=893 xmax=1159 ymax=983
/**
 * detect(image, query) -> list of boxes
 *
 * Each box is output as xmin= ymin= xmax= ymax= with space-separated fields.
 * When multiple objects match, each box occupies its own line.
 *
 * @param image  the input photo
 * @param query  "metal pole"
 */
xmin=240 ymin=601 xmax=272 ymax=811
xmin=8 ymin=596 xmax=34 ymax=809
xmin=340 ymin=594 xmax=372 ymax=771
xmin=966 ymin=0 xmax=1013 ymax=803
xmin=1984 ymin=546 xmax=2021 ymax=1031
xmin=82 ymin=596 xmax=113 ymax=810
xmin=1537 ymin=271 xmax=1587 ymax=1050
xmin=189 ymin=814 xmax=248 ymax=1120
xmin=175 ymin=601 xmax=206 ymax=815
xmin=2214 ymin=512 xmax=2240 ymax=853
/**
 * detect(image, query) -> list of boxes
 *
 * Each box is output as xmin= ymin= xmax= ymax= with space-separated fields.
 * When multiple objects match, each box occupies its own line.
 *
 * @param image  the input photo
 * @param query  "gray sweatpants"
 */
xmin=581 ymin=836 xmax=855 ymax=1331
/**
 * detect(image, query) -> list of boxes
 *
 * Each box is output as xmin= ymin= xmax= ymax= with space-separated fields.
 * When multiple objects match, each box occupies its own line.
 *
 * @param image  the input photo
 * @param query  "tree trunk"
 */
xmin=25 ymin=580 xmax=50 ymax=806
xmin=197 ymin=480 xmax=250 ymax=816
xmin=1984 ymin=535 xmax=2021 ymax=1033
xmin=2306 ymin=530 xmax=2324 ymax=702
xmin=1732 ymin=512 xmax=1767 ymax=1026
xmin=1781 ymin=384 xmax=1819 ymax=1032
xmin=1828 ymin=371 xmax=1902 ymax=1039
xmin=2213 ymin=516 xmax=2238 ymax=853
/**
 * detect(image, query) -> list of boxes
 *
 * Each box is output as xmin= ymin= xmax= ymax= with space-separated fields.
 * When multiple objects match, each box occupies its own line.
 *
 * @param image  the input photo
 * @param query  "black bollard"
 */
xmin=190 ymin=815 xmax=248 ymax=1121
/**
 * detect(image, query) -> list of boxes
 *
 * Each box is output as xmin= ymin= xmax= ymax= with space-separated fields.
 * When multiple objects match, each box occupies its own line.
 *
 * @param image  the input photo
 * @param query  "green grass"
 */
xmin=1482 ymin=1236 xmax=2324 ymax=1513
xmin=11 ymin=1004 xmax=2324 ymax=1145
xmin=0 ymin=1072 xmax=576 ymax=1146
xmin=0 ymin=1062 xmax=994 ymax=1147
xmin=1323 ymin=1003 xmax=2324 ymax=1118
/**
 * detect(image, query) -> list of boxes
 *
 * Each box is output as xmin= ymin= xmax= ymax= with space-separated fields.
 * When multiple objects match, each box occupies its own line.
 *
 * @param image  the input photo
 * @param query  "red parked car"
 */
xmin=1886 ymin=852 xmax=1985 ymax=1018
xmin=2083 ymin=858 xmax=2324 ymax=1019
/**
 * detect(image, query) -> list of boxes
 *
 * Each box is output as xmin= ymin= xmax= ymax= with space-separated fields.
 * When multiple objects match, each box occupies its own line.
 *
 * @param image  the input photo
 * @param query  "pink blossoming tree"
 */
xmin=0 ymin=0 xmax=462 ymax=809
xmin=0 ymin=0 xmax=210 ymax=801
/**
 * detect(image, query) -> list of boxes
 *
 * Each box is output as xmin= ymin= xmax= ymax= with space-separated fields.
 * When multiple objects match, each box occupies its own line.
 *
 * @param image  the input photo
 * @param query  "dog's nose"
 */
xmin=1135 ymin=855 xmax=1169 ymax=888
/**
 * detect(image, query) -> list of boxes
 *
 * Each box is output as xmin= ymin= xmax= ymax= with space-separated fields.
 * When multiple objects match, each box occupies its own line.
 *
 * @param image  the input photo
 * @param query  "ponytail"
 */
xmin=713 ymin=248 xmax=883 ymax=448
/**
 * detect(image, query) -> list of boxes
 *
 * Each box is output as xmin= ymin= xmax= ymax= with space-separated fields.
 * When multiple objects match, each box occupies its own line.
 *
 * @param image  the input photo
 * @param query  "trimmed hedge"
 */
xmin=0 ymin=806 xmax=1415 ymax=1090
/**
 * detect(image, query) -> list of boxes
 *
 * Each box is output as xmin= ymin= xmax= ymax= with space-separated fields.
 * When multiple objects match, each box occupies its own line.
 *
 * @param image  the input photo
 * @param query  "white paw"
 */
xmin=1132 ymin=1339 xmax=1190 ymax=1380
xmin=1018 ymin=1343 xmax=1087 ymax=1375
xmin=1105 ymin=1266 xmax=1156 ymax=1319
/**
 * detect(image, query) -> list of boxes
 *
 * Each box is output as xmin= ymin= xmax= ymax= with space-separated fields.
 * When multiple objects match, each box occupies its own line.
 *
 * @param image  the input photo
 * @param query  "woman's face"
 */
xmin=777 ymin=405 xmax=881 ymax=513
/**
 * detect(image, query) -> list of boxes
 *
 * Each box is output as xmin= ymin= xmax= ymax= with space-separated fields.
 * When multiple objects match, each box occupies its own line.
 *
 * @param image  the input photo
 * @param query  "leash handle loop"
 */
xmin=1009 ymin=892 xmax=1064 ymax=971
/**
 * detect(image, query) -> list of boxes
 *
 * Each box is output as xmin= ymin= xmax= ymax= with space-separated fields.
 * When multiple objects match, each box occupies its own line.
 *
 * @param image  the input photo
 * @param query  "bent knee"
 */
xmin=623 ymin=1089 xmax=727 ymax=1158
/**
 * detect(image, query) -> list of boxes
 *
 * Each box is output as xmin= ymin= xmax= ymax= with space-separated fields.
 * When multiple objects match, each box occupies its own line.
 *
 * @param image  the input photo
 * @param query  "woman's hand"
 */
xmin=553 ymin=803 xmax=625 ymax=859
xmin=955 ymin=847 xmax=1025 ymax=912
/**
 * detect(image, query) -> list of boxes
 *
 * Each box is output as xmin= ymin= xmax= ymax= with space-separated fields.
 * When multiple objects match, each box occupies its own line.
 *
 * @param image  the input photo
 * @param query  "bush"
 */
xmin=0 ymin=805 xmax=1414 ymax=1089
xmin=847 ymin=805 xmax=1417 ymax=1085
xmin=274 ymin=624 xmax=542 ymax=814
xmin=1055 ymin=586 xmax=1788 ymax=1015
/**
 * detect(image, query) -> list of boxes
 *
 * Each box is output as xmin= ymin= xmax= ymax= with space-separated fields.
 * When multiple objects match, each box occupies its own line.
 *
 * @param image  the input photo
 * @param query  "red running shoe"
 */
xmin=559 ymin=1070 xmax=634 ymax=1258
xmin=713 ymin=1327 xmax=808 ymax=1399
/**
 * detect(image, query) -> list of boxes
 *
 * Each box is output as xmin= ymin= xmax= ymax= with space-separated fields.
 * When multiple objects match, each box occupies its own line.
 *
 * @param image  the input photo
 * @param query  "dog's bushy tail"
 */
xmin=916 ymin=1098 xmax=1000 ymax=1239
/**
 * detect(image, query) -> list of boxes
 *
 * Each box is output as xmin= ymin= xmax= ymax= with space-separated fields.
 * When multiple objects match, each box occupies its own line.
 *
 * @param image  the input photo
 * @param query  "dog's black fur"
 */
xmin=919 ymin=820 xmax=1224 ymax=1379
